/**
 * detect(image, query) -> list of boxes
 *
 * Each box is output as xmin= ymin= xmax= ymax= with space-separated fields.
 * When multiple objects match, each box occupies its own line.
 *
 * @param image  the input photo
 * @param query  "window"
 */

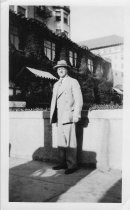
xmin=74 ymin=53 xmax=77 ymax=67
xmin=9 ymin=88 xmax=13 ymax=96
xmin=52 ymin=43 xmax=55 ymax=61
xmin=44 ymin=40 xmax=55 ymax=61
xmin=10 ymin=27 xmax=19 ymax=50
xmin=88 ymin=59 xmax=93 ymax=72
xmin=56 ymin=29 xmax=61 ymax=35
xmin=55 ymin=11 xmax=61 ymax=21
xmin=64 ymin=12 xmax=68 ymax=24
xmin=69 ymin=51 xmax=77 ymax=67
xmin=44 ymin=41 xmax=51 ymax=60
xmin=69 ymin=51 xmax=73 ymax=65
xmin=17 ymin=6 xmax=26 ymax=17
xmin=9 ymin=81 xmax=21 ymax=97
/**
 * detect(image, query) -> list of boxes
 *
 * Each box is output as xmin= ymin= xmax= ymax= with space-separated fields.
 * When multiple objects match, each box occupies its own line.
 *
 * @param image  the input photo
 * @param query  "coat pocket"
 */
xmin=62 ymin=110 xmax=73 ymax=124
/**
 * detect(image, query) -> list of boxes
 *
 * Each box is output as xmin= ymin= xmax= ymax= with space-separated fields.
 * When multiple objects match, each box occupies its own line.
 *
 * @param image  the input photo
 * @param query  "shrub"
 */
xmin=9 ymin=103 xmax=123 ymax=112
xmin=9 ymin=107 xmax=49 ymax=112
xmin=89 ymin=103 xmax=123 ymax=111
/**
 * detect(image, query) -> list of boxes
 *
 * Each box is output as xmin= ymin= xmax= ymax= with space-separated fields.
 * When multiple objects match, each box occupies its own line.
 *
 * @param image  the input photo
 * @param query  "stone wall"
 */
xmin=9 ymin=110 xmax=122 ymax=171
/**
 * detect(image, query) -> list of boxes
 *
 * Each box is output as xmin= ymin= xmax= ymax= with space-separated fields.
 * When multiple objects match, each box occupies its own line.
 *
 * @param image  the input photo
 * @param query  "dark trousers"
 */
xmin=58 ymin=146 xmax=77 ymax=169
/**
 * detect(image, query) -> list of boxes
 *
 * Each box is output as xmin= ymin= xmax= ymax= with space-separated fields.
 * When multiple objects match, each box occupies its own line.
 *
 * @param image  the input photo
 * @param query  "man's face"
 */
xmin=57 ymin=67 xmax=68 ymax=78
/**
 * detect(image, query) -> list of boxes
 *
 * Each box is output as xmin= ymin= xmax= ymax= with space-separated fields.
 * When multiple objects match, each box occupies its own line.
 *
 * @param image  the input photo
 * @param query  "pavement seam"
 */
xmin=10 ymin=173 xmax=73 ymax=187
xmin=10 ymin=169 xmax=115 ymax=187
xmin=44 ymin=191 xmax=66 ymax=202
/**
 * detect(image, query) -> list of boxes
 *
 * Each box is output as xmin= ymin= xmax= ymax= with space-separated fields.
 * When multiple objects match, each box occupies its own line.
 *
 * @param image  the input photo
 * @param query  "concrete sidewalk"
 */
xmin=9 ymin=157 xmax=122 ymax=202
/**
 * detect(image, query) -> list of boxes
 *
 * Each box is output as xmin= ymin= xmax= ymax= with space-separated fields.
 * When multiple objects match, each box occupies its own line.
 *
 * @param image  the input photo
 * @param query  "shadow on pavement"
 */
xmin=32 ymin=115 xmax=97 ymax=169
xmin=9 ymin=113 xmax=98 ymax=202
xmin=9 ymin=159 xmax=95 ymax=202
xmin=98 ymin=179 xmax=122 ymax=203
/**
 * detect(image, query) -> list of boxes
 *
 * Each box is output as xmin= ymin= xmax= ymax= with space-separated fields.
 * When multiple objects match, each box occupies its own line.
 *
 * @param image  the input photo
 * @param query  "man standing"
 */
xmin=50 ymin=60 xmax=83 ymax=174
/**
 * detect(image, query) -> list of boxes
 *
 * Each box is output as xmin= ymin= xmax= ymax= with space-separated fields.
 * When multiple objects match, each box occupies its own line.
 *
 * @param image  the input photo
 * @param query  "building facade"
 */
xmin=9 ymin=7 xmax=113 ymax=108
xmin=79 ymin=35 xmax=124 ymax=89
xmin=9 ymin=5 xmax=71 ymax=38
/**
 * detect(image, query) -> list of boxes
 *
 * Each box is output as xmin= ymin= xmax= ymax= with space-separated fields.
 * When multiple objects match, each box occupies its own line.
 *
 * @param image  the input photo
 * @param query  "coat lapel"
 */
xmin=57 ymin=76 xmax=69 ymax=99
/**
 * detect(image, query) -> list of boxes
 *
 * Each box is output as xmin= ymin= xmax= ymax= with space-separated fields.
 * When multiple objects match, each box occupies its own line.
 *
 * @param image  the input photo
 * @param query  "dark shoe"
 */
xmin=64 ymin=167 xmax=78 ymax=175
xmin=53 ymin=164 xmax=68 ymax=170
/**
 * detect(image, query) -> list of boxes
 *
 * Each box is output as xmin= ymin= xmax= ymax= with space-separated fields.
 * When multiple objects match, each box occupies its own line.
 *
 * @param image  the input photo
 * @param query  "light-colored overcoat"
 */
xmin=50 ymin=75 xmax=83 ymax=147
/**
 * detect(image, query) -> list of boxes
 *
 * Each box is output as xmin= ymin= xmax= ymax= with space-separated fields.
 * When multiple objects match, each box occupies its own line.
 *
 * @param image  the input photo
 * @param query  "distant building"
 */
xmin=79 ymin=35 xmax=124 ymax=89
xmin=9 ymin=5 xmax=71 ymax=38
xmin=46 ymin=6 xmax=70 ymax=38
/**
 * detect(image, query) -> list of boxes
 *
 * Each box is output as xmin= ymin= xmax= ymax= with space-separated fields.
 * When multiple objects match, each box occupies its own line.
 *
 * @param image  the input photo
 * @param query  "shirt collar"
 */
xmin=59 ymin=75 xmax=68 ymax=83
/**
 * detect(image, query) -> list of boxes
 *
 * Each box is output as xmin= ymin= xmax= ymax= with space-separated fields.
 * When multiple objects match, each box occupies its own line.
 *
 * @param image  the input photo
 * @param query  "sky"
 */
xmin=70 ymin=6 xmax=124 ymax=43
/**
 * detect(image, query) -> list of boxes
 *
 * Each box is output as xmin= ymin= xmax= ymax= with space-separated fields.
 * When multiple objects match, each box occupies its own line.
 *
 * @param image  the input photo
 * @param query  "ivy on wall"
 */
xmin=9 ymin=10 xmax=123 ymax=108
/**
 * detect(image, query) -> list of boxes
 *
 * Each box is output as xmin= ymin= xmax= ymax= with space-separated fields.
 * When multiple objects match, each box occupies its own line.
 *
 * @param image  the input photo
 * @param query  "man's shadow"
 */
xmin=76 ymin=111 xmax=97 ymax=169
xmin=32 ymin=110 xmax=97 ymax=169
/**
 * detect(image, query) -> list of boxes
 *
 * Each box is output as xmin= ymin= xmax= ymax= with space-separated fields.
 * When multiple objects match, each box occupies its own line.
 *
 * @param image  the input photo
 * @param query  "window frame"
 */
xmin=87 ymin=58 xmax=93 ymax=73
xmin=64 ymin=12 xmax=69 ymax=25
xmin=69 ymin=51 xmax=77 ymax=67
xmin=44 ymin=40 xmax=55 ymax=61
xmin=55 ymin=10 xmax=61 ymax=22
xmin=10 ymin=31 xmax=19 ymax=50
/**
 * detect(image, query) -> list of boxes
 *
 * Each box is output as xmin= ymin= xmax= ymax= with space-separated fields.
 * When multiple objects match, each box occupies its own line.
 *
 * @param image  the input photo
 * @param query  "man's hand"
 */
xmin=73 ymin=116 xmax=80 ymax=123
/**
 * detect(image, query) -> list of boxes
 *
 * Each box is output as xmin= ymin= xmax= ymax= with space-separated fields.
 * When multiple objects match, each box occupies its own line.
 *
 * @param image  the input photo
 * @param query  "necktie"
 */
xmin=59 ymin=78 xmax=63 ymax=85
xmin=57 ymin=79 xmax=63 ymax=96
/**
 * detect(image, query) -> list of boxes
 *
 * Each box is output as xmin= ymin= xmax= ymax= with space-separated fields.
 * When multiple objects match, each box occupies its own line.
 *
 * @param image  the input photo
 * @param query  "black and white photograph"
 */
xmin=1 ymin=0 xmax=130 ymax=209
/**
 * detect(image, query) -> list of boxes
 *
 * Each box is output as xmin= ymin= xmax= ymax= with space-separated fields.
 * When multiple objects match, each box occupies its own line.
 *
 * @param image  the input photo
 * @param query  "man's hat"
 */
xmin=53 ymin=60 xmax=70 ymax=70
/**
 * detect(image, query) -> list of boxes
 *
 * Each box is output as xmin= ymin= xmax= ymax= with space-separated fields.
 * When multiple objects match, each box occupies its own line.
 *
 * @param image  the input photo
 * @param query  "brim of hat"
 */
xmin=53 ymin=64 xmax=70 ymax=69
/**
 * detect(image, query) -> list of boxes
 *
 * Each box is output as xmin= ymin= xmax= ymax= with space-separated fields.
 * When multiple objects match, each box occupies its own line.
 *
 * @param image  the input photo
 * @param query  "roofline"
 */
xmin=9 ymin=10 xmax=93 ymax=54
xmin=9 ymin=10 xmax=111 ymax=65
xmin=52 ymin=6 xmax=70 ymax=14
xmin=89 ymin=43 xmax=123 ymax=50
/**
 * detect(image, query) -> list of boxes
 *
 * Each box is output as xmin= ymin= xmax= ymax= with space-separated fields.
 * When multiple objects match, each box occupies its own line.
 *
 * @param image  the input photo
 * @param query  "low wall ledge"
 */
xmin=88 ymin=109 xmax=123 ymax=119
xmin=9 ymin=109 xmax=123 ymax=120
xmin=9 ymin=110 xmax=50 ymax=119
